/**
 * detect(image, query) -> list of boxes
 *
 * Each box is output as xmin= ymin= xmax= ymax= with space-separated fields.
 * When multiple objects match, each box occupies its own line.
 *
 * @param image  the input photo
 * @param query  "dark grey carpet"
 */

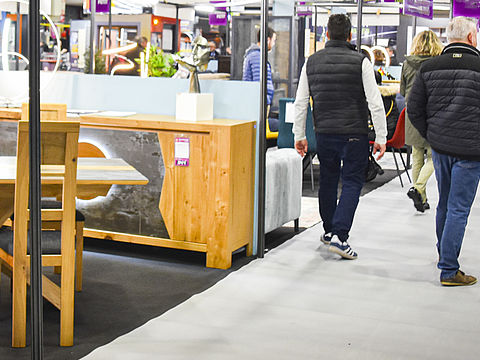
xmin=0 ymin=227 xmax=302 ymax=360
xmin=0 ymin=242 xmax=252 ymax=359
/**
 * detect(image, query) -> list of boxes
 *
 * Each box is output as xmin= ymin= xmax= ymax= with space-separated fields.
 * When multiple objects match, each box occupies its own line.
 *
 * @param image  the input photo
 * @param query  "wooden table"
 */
xmin=0 ymin=157 xmax=148 ymax=226
xmin=78 ymin=113 xmax=256 ymax=269
xmin=0 ymin=111 xmax=256 ymax=269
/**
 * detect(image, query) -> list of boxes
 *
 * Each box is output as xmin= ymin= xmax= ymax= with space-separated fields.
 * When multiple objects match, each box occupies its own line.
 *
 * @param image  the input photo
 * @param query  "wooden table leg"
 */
xmin=0 ymin=185 xmax=14 ymax=226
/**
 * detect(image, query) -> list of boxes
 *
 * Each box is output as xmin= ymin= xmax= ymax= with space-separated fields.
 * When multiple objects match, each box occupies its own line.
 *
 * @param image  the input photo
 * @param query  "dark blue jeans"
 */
xmin=316 ymin=133 xmax=369 ymax=242
xmin=268 ymin=117 xmax=279 ymax=132
xmin=432 ymin=150 xmax=480 ymax=280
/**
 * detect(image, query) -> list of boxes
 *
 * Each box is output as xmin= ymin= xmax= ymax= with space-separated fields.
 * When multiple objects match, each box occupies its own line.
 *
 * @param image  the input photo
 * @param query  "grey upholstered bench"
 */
xmin=265 ymin=148 xmax=302 ymax=233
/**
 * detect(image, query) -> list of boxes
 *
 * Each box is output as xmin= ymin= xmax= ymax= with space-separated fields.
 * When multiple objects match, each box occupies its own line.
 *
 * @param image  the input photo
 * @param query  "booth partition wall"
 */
xmin=231 ymin=16 xmax=301 ymax=99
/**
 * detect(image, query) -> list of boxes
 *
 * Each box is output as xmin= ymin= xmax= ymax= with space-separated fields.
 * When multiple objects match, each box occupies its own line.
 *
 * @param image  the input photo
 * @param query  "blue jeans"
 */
xmin=432 ymin=150 xmax=480 ymax=280
xmin=268 ymin=117 xmax=279 ymax=132
xmin=316 ymin=133 xmax=368 ymax=242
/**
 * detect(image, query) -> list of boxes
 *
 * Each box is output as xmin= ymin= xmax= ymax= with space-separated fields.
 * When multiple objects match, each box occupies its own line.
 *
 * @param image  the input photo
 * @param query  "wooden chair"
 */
xmin=21 ymin=103 xmax=67 ymax=121
xmin=0 ymin=120 xmax=80 ymax=347
xmin=21 ymin=103 xmax=85 ymax=292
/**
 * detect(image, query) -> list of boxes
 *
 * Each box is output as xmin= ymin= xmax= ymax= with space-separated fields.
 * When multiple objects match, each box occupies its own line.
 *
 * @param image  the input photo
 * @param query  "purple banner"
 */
xmin=297 ymin=5 xmax=313 ymax=16
xmin=404 ymin=0 xmax=433 ymax=19
xmin=83 ymin=0 xmax=110 ymax=13
xmin=96 ymin=0 xmax=110 ymax=13
xmin=209 ymin=13 xmax=228 ymax=26
xmin=453 ymin=0 xmax=480 ymax=18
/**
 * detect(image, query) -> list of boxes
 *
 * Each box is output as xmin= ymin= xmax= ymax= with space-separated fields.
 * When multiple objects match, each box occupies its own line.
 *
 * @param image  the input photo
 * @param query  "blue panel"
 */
xmin=40 ymin=73 xmax=260 ymax=122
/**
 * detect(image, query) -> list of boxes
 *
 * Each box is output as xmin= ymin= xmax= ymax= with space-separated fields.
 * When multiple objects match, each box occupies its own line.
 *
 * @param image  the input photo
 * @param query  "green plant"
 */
xmin=136 ymin=46 xmax=177 ymax=77
xmin=84 ymin=49 xmax=106 ymax=74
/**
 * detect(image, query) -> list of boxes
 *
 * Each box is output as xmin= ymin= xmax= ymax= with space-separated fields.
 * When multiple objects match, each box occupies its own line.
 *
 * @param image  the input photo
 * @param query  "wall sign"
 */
xmin=174 ymin=137 xmax=190 ymax=167
xmin=453 ymin=0 xmax=480 ymax=18
xmin=404 ymin=0 xmax=433 ymax=20
xmin=209 ymin=13 xmax=228 ymax=26
xmin=83 ymin=0 xmax=110 ymax=14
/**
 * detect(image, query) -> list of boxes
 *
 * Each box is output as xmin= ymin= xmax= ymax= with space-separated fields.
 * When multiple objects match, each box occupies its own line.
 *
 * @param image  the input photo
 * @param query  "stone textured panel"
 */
xmin=78 ymin=128 xmax=168 ymax=238
xmin=0 ymin=122 xmax=18 ymax=156
xmin=0 ymin=123 xmax=169 ymax=238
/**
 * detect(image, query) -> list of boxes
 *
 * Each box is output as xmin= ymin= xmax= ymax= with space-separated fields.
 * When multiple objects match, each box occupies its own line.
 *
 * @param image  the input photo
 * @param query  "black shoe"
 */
xmin=407 ymin=187 xmax=425 ymax=213
xmin=423 ymin=201 xmax=430 ymax=210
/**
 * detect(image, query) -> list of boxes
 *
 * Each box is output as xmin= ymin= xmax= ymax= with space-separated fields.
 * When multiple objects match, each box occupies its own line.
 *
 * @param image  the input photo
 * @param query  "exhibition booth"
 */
xmin=0 ymin=0 xmax=476 ymax=356
xmin=0 ymin=72 xmax=259 ymax=269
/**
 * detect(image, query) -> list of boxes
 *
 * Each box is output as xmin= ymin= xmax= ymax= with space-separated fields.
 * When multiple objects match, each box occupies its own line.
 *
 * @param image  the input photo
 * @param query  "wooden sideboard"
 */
xmin=0 ymin=110 xmax=256 ymax=269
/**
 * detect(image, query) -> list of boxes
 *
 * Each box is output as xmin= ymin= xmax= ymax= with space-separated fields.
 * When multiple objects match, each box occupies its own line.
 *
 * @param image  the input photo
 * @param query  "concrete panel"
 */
xmin=0 ymin=122 xmax=17 ymax=156
xmin=78 ymin=128 xmax=169 ymax=238
xmin=0 ymin=123 xmax=170 ymax=238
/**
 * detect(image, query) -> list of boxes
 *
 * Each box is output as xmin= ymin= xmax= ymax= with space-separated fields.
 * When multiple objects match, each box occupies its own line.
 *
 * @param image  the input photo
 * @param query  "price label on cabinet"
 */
xmin=174 ymin=137 xmax=190 ymax=167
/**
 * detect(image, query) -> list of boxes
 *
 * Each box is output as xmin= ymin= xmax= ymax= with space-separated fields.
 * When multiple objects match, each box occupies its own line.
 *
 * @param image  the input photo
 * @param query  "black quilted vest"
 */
xmin=307 ymin=40 xmax=369 ymax=135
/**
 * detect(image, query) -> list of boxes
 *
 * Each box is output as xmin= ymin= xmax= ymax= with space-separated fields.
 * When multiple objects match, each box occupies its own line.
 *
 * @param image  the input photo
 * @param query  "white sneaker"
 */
xmin=328 ymin=235 xmax=358 ymax=260
xmin=320 ymin=232 xmax=332 ymax=245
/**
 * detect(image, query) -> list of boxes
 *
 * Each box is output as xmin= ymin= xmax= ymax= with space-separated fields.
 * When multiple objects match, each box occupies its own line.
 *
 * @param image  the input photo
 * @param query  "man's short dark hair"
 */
xmin=257 ymin=27 xmax=276 ymax=43
xmin=327 ymin=14 xmax=351 ymax=41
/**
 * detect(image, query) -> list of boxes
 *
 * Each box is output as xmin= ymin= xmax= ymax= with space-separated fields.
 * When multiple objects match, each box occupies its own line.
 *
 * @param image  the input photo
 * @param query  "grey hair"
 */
xmin=447 ymin=16 xmax=477 ymax=42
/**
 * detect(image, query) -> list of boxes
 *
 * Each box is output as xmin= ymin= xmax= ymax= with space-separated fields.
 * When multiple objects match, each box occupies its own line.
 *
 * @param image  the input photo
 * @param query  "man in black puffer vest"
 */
xmin=408 ymin=16 xmax=480 ymax=287
xmin=293 ymin=14 xmax=387 ymax=260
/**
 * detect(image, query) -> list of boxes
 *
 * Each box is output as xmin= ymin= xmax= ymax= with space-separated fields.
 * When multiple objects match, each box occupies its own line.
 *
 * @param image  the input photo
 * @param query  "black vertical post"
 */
xmin=16 ymin=3 xmax=20 ymax=70
xmin=314 ymin=6 xmax=317 ymax=52
xmin=288 ymin=17 xmax=294 ymax=97
xmin=108 ymin=0 xmax=112 ymax=72
xmin=29 ymin=0 xmax=43 ymax=358
xmin=257 ymin=0 xmax=268 ymax=258
xmin=108 ymin=0 xmax=112 ymax=47
xmin=174 ymin=5 xmax=179 ymax=53
xmin=226 ymin=8 xmax=231 ymax=52
xmin=90 ymin=0 xmax=96 ymax=74
xmin=356 ymin=0 xmax=363 ymax=52
xmin=298 ymin=16 xmax=306 ymax=74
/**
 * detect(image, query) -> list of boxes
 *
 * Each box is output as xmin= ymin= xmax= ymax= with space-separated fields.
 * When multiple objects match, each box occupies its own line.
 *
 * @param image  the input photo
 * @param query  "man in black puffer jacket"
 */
xmin=408 ymin=16 xmax=480 ymax=287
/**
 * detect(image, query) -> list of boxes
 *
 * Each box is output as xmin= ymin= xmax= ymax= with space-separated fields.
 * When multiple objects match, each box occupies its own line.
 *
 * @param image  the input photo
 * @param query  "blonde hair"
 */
xmin=410 ymin=30 xmax=443 ymax=56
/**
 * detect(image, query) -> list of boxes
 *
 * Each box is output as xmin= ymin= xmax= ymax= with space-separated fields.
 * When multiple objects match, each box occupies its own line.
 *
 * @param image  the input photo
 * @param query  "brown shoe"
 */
xmin=441 ymin=270 xmax=477 ymax=286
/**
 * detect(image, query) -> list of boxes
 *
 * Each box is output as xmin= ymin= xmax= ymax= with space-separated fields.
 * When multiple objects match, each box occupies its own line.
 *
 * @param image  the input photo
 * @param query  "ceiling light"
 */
xmin=195 ymin=5 xmax=215 ymax=12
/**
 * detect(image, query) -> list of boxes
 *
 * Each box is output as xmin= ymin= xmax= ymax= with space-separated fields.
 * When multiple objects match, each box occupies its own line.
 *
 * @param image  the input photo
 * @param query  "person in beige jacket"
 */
xmin=400 ymin=30 xmax=443 ymax=212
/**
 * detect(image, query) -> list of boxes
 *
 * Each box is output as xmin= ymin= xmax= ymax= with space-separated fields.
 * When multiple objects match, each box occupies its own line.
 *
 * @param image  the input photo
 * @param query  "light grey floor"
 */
xmin=83 ymin=173 xmax=480 ymax=360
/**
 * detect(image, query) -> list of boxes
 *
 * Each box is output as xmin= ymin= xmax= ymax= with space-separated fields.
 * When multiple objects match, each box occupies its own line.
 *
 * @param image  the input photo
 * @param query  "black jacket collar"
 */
xmin=443 ymin=42 xmax=480 ymax=57
xmin=325 ymin=40 xmax=357 ymax=51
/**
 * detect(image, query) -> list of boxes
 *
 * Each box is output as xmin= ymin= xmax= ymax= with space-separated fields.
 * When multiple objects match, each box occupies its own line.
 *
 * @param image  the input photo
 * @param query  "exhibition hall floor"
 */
xmin=83 ymin=172 xmax=480 ymax=359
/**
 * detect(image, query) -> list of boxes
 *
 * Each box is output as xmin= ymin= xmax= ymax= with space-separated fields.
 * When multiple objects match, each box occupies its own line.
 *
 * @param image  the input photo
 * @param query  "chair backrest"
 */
xmin=14 ymin=120 xmax=80 ymax=261
xmin=12 ymin=120 xmax=80 ymax=347
xmin=21 ymin=103 xmax=67 ymax=122
xmin=277 ymin=98 xmax=317 ymax=154
xmin=21 ymin=103 xmax=102 ymax=159
xmin=277 ymin=98 xmax=294 ymax=148
xmin=386 ymin=107 xmax=406 ymax=149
